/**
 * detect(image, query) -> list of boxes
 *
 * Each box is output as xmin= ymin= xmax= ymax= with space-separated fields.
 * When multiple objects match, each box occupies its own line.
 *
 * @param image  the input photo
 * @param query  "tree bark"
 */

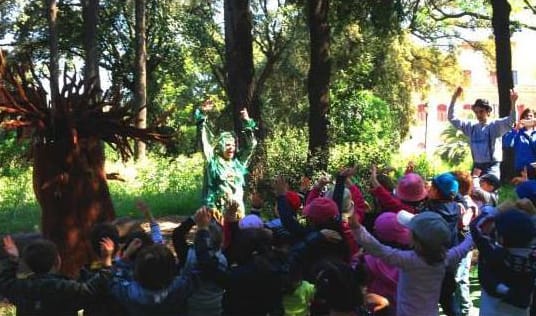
xmin=224 ymin=0 xmax=255 ymax=135
xmin=307 ymin=0 xmax=331 ymax=172
xmin=47 ymin=0 xmax=60 ymax=107
xmin=82 ymin=0 xmax=101 ymax=92
xmin=134 ymin=0 xmax=147 ymax=160
xmin=491 ymin=0 xmax=515 ymax=181
xmin=34 ymin=136 xmax=115 ymax=277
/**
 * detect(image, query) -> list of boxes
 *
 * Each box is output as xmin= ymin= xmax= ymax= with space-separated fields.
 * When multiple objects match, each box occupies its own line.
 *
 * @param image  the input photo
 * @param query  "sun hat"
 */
xmin=238 ymin=214 xmax=264 ymax=230
xmin=472 ymin=98 xmax=492 ymax=112
xmin=397 ymin=210 xmax=451 ymax=249
xmin=303 ymin=197 xmax=339 ymax=225
xmin=432 ymin=172 xmax=459 ymax=199
xmin=374 ymin=212 xmax=411 ymax=246
xmin=395 ymin=173 xmax=427 ymax=202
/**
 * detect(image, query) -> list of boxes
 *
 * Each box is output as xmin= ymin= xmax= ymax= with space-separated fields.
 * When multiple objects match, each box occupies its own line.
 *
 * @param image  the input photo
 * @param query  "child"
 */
xmin=0 ymin=236 xmax=113 ymax=316
xmin=370 ymin=165 xmax=427 ymax=214
xmin=359 ymin=212 xmax=411 ymax=316
xmin=282 ymin=262 xmax=315 ymax=316
xmin=352 ymin=210 xmax=473 ymax=316
xmin=471 ymin=169 xmax=500 ymax=208
xmin=471 ymin=208 xmax=536 ymax=316
xmin=79 ymin=222 xmax=125 ymax=316
xmin=110 ymin=207 xmax=217 ymax=315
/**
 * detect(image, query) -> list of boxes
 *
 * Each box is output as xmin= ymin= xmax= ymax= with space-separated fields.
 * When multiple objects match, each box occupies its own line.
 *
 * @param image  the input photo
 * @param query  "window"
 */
xmin=437 ymin=104 xmax=447 ymax=122
xmin=417 ymin=104 xmax=427 ymax=122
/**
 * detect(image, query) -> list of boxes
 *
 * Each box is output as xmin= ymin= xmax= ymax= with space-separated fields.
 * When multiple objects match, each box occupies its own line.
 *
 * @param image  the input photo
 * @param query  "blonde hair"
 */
xmin=498 ymin=199 xmax=536 ymax=215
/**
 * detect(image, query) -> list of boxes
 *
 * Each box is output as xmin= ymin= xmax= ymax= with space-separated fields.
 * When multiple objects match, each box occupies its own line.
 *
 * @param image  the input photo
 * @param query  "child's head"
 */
xmin=429 ymin=172 xmax=459 ymax=200
xmin=516 ymin=180 xmax=536 ymax=207
xmin=479 ymin=174 xmax=500 ymax=192
xmin=395 ymin=173 xmax=427 ymax=203
xmin=373 ymin=212 xmax=411 ymax=248
xmin=495 ymin=209 xmax=536 ymax=248
xmin=134 ymin=244 xmax=176 ymax=290
xmin=90 ymin=223 xmax=120 ymax=258
xmin=121 ymin=231 xmax=154 ymax=261
xmin=22 ymin=239 xmax=60 ymax=274
xmin=314 ymin=260 xmax=365 ymax=313
xmin=302 ymin=197 xmax=339 ymax=228
xmin=397 ymin=210 xmax=451 ymax=265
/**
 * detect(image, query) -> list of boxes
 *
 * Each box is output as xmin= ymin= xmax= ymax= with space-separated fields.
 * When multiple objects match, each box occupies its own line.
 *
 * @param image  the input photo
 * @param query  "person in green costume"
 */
xmin=195 ymin=99 xmax=257 ymax=217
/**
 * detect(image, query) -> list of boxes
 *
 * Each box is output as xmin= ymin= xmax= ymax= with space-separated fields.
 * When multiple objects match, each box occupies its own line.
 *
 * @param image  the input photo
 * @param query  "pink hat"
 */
xmin=373 ymin=212 xmax=411 ymax=246
xmin=303 ymin=197 xmax=338 ymax=225
xmin=395 ymin=173 xmax=427 ymax=202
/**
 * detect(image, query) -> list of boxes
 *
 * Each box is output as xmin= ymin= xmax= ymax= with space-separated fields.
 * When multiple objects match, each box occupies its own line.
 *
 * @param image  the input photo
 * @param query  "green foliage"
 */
xmin=435 ymin=125 xmax=472 ymax=167
xmin=0 ymin=153 xmax=205 ymax=233
xmin=0 ymin=131 xmax=30 ymax=176
xmin=264 ymin=128 xmax=309 ymax=183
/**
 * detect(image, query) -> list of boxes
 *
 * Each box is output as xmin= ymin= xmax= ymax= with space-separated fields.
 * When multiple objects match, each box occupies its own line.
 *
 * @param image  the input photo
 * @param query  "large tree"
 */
xmin=307 ymin=0 xmax=331 ymax=172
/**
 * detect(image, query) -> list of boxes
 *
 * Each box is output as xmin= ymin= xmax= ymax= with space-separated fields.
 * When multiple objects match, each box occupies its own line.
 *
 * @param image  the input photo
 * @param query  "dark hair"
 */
xmin=122 ymin=231 xmax=154 ymax=261
xmin=412 ymin=233 xmax=446 ymax=265
xmin=452 ymin=170 xmax=472 ymax=196
xmin=313 ymin=259 xmax=365 ymax=312
xmin=229 ymin=228 xmax=273 ymax=265
xmin=134 ymin=244 xmax=176 ymax=290
xmin=22 ymin=239 xmax=59 ymax=274
xmin=520 ymin=108 xmax=535 ymax=120
xmin=472 ymin=99 xmax=492 ymax=112
xmin=90 ymin=223 xmax=120 ymax=257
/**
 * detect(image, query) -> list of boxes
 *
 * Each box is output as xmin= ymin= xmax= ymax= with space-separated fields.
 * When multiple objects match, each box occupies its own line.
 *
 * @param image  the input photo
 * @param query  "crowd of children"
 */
xmin=2 ymin=158 xmax=536 ymax=316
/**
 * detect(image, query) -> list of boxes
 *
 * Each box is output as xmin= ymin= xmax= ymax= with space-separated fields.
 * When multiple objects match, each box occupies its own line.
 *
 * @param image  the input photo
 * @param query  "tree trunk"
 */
xmin=307 ymin=0 xmax=331 ymax=173
xmin=34 ymin=136 xmax=115 ymax=277
xmin=82 ymin=0 xmax=100 ymax=91
xmin=491 ymin=0 xmax=515 ymax=181
xmin=134 ymin=0 xmax=147 ymax=161
xmin=224 ymin=0 xmax=255 ymax=135
xmin=47 ymin=0 xmax=60 ymax=107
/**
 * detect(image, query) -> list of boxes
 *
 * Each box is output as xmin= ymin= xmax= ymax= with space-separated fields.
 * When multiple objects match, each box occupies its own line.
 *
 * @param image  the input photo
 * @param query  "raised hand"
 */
xmin=370 ymin=165 xmax=380 ymax=188
xmin=273 ymin=175 xmax=289 ymax=196
xmin=100 ymin=237 xmax=115 ymax=266
xmin=453 ymin=86 xmax=463 ymax=99
xmin=510 ymin=89 xmax=518 ymax=104
xmin=240 ymin=108 xmax=250 ymax=121
xmin=299 ymin=176 xmax=312 ymax=192
xmin=2 ymin=235 xmax=19 ymax=258
xmin=194 ymin=206 xmax=212 ymax=229
xmin=136 ymin=200 xmax=154 ymax=222
xmin=122 ymin=238 xmax=143 ymax=260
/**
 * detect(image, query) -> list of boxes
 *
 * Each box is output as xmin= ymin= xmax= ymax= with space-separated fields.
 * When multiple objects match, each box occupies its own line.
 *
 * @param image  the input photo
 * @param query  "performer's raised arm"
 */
xmin=237 ymin=107 xmax=257 ymax=166
xmin=195 ymin=99 xmax=215 ymax=161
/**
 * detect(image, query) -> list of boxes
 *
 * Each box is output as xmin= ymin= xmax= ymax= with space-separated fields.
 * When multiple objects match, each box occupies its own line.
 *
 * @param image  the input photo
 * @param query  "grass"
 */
xmin=0 ymin=153 xmax=205 ymax=233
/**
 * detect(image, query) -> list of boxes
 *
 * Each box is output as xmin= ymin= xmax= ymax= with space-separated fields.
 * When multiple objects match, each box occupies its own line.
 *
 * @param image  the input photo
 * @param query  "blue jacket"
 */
xmin=503 ymin=128 xmax=536 ymax=172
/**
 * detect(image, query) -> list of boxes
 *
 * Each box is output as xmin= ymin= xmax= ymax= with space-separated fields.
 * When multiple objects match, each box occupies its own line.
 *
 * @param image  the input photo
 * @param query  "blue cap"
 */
xmin=432 ymin=172 xmax=459 ymax=198
xmin=516 ymin=180 xmax=536 ymax=201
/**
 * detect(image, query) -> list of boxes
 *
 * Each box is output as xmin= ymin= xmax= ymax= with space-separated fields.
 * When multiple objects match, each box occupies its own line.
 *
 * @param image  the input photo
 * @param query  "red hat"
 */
xmin=303 ymin=197 xmax=338 ymax=225
xmin=286 ymin=191 xmax=302 ymax=211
